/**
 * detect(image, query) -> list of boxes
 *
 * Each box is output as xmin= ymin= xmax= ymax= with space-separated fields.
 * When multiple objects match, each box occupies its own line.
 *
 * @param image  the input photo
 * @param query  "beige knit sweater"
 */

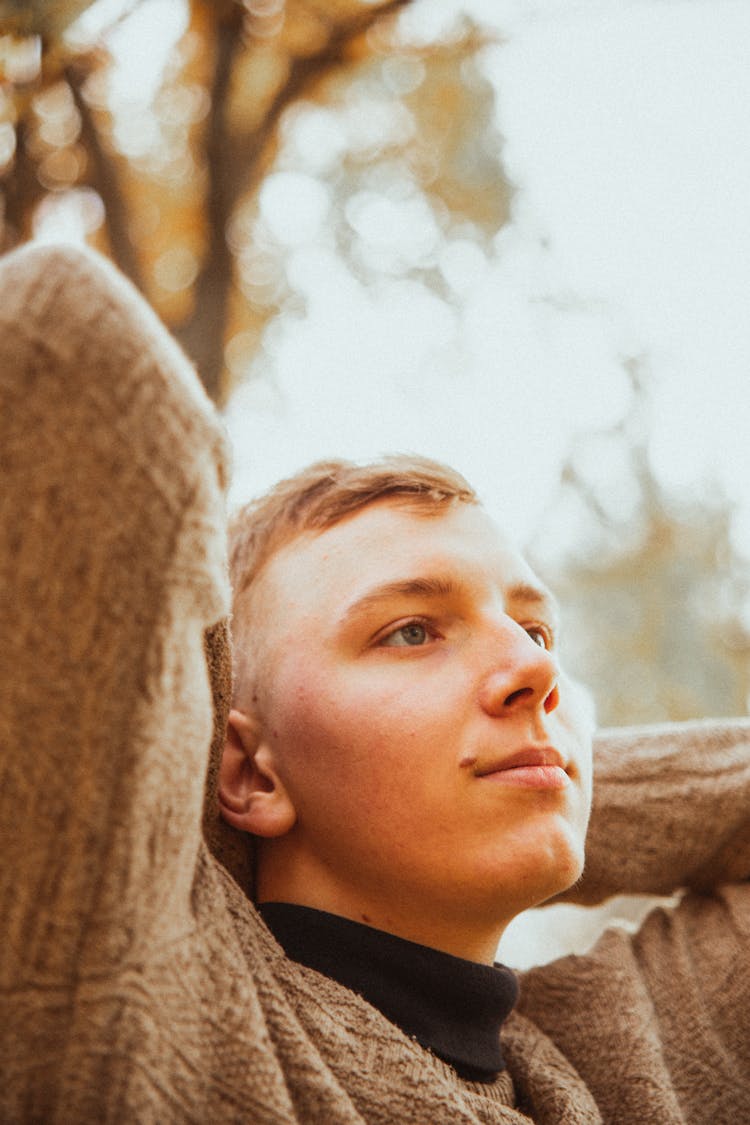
xmin=1 ymin=244 xmax=748 ymax=1125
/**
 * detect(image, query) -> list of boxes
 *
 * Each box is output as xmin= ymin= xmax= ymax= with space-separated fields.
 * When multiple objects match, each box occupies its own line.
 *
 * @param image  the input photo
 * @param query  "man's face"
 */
xmin=246 ymin=499 xmax=594 ymax=955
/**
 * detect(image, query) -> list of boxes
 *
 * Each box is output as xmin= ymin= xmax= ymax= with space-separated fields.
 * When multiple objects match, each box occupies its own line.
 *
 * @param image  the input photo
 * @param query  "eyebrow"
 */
xmin=506 ymin=582 xmax=557 ymax=611
xmin=340 ymin=575 xmax=558 ymax=626
xmin=341 ymin=577 xmax=458 ymax=624
xmin=508 ymin=581 xmax=561 ymax=629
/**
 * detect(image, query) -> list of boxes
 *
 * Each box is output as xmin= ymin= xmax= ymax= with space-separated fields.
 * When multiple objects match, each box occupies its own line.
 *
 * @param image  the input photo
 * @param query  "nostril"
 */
xmin=503 ymin=686 xmax=534 ymax=708
xmin=544 ymin=685 xmax=560 ymax=713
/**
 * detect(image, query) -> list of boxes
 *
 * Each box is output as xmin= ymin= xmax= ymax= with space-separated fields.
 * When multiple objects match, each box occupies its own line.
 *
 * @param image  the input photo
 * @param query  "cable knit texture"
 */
xmin=1 ymin=243 xmax=749 ymax=1124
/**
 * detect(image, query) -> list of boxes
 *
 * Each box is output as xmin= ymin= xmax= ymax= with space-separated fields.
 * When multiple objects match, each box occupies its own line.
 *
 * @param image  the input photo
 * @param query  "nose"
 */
xmin=478 ymin=622 xmax=560 ymax=718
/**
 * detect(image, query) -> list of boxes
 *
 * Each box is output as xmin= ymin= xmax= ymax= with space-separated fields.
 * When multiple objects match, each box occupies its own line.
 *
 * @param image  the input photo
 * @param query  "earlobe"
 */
xmin=218 ymin=709 xmax=297 ymax=838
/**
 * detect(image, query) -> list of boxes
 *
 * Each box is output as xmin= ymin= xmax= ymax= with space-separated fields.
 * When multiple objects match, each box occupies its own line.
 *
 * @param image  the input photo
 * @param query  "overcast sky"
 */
xmin=60 ymin=0 xmax=750 ymax=555
xmin=220 ymin=0 xmax=750 ymax=560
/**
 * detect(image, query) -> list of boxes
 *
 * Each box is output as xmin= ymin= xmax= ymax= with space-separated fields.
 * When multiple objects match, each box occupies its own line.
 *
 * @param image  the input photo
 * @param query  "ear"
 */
xmin=218 ymin=709 xmax=297 ymax=838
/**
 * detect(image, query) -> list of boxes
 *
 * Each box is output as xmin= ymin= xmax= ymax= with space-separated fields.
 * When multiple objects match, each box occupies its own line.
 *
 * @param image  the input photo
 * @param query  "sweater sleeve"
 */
xmin=519 ymin=728 xmax=750 ymax=1123
xmin=563 ymin=718 xmax=750 ymax=905
xmin=0 ymin=243 xmax=237 ymax=1117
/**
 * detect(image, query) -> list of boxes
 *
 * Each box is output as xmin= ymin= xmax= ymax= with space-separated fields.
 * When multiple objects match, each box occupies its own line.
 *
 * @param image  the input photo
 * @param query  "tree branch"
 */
xmin=65 ymin=60 xmax=145 ymax=291
xmin=232 ymin=0 xmax=412 ymax=205
xmin=172 ymin=1 xmax=245 ymax=400
xmin=1 ymin=120 xmax=45 ymax=251
xmin=174 ymin=0 xmax=412 ymax=400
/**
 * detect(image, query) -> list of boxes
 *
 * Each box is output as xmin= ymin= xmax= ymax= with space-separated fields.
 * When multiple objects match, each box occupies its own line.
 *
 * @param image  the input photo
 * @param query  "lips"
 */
xmin=474 ymin=746 xmax=569 ymax=777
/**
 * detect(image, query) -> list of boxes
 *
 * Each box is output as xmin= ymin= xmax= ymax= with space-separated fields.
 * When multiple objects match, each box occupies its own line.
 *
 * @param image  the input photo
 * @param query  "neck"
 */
xmin=256 ymin=855 xmax=507 ymax=965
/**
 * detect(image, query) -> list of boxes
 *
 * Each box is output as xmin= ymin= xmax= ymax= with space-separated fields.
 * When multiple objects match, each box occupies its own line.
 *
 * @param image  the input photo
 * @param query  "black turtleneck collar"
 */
xmin=259 ymin=902 xmax=519 ymax=1083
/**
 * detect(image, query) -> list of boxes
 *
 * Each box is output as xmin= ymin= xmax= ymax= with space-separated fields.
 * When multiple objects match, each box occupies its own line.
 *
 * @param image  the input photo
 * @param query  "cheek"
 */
xmin=267 ymin=671 xmax=364 ymax=784
xmin=268 ymin=666 xmax=447 ymax=813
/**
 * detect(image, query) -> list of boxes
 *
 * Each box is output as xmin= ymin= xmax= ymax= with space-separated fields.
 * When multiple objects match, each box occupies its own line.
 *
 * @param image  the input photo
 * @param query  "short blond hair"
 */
xmin=228 ymin=455 xmax=478 ymax=697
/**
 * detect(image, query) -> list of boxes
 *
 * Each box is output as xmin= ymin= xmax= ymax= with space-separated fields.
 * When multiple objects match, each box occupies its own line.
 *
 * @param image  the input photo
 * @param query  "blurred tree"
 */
xmin=0 ymin=0 xmax=509 ymax=402
xmin=0 ymin=1 xmax=94 ymax=39
xmin=531 ymin=362 xmax=750 ymax=726
xmin=7 ymin=1 xmax=740 ymax=727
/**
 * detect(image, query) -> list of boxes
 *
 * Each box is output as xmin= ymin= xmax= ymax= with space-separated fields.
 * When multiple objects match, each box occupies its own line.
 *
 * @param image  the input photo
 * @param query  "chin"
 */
xmin=555 ymin=837 xmax=589 ymax=898
xmin=520 ymin=820 xmax=587 ymax=908
xmin=471 ymin=848 xmax=579 ymax=926
xmin=549 ymin=849 xmax=585 ymax=900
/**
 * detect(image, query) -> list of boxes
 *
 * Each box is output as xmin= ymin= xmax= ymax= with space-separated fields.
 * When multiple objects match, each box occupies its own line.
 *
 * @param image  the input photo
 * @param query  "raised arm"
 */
xmin=0 ymin=243 xmax=230 ymax=1115
xmin=564 ymin=718 xmax=750 ymax=905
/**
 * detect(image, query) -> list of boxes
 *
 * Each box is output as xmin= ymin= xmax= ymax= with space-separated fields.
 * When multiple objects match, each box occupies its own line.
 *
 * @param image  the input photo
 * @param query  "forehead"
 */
xmin=255 ymin=500 xmax=546 ymax=625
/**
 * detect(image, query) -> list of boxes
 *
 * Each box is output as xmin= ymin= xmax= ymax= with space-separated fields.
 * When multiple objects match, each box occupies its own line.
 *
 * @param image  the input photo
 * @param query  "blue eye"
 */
xmin=381 ymin=622 xmax=430 ymax=647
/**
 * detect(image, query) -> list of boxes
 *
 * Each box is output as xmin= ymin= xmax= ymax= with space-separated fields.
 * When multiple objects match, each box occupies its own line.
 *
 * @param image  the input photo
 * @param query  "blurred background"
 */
xmin=2 ymin=0 xmax=748 ymax=963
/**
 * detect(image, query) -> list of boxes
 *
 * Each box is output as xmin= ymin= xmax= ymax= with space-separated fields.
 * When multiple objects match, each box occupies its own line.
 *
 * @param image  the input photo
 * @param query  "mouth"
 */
xmin=474 ymin=746 xmax=570 ymax=790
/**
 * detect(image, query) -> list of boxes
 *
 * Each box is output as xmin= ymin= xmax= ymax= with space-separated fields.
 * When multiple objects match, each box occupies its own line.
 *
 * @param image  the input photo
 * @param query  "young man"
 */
xmin=218 ymin=458 xmax=595 ymax=968
xmin=3 ymin=243 xmax=750 ymax=1125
